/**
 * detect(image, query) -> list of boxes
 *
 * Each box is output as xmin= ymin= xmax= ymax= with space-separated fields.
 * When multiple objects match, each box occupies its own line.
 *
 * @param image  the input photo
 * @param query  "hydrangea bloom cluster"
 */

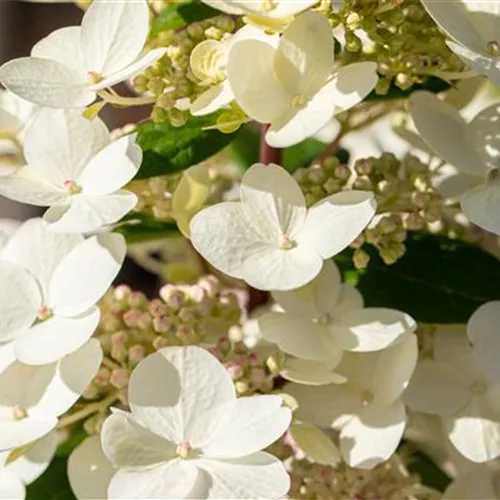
xmin=1 ymin=0 xmax=500 ymax=499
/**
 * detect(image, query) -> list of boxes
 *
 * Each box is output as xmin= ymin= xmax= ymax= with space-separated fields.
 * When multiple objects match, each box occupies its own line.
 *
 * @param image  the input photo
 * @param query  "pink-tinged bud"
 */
xmin=160 ymin=285 xmax=185 ymax=310
xmin=153 ymin=315 xmax=174 ymax=334
xmin=128 ymin=345 xmax=146 ymax=365
xmin=110 ymin=368 xmax=130 ymax=390
xmin=82 ymin=383 xmax=100 ymax=400
xmin=149 ymin=299 xmax=167 ymax=316
xmin=114 ymin=285 xmax=131 ymax=301
xmin=250 ymin=367 xmax=266 ymax=386
xmin=178 ymin=307 xmax=195 ymax=323
xmin=123 ymin=309 xmax=141 ymax=328
xmin=152 ymin=336 xmax=169 ymax=350
xmin=37 ymin=305 xmax=54 ymax=322
xmin=136 ymin=312 xmax=152 ymax=330
xmin=12 ymin=405 xmax=28 ymax=421
xmin=175 ymin=440 xmax=192 ymax=459
xmin=197 ymin=276 xmax=219 ymax=297
xmin=111 ymin=331 xmax=128 ymax=346
xmin=225 ymin=361 xmax=244 ymax=380
xmin=247 ymin=353 xmax=259 ymax=366
xmin=128 ymin=291 xmax=147 ymax=308
xmin=94 ymin=367 xmax=111 ymax=386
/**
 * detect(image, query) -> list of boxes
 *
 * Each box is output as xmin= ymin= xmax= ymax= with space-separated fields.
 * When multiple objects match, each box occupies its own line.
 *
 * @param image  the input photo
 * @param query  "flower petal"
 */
xmin=14 ymin=307 xmax=100 ymax=365
xmin=49 ymin=233 xmax=126 ymax=317
xmin=281 ymin=357 xmax=346 ymax=386
xmin=68 ymin=435 xmax=115 ymax=500
xmin=409 ymin=91 xmax=486 ymax=177
xmin=0 ymin=58 xmax=95 ymax=108
xmin=461 ymin=181 xmax=500 ymax=236
xmin=78 ymin=134 xmax=141 ymax=195
xmin=289 ymin=422 xmax=341 ymax=466
xmin=468 ymin=103 xmax=500 ymax=171
xmin=340 ymin=400 xmax=406 ymax=469
xmin=0 ymin=415 xmax=57 ymax=452
xmin=128 ymin=346 xmax=235 ymax=446
xmin=200 ymin=395 xmax=291 ymax=458
xmin=43 ymin=191 xmax=138 ymax=234
xmin=297 ymin=190 xmax=376 ymax=259
xmin=0 ymin=470 xmax=25 ymax=499
xmin=403 ymin=360 xmax=469 ymax=416
xmin=195 ymin=452 xmax=290 ymax=500
xmin=330 ymin=308 xmax=416 ymax=352
xmin=80 ymin=0 xmax=149 ymax=75
xmin=232 ymin=0 xmax=316 ymax=18
xmin=190 ymin=82 xmax=233 ymax=117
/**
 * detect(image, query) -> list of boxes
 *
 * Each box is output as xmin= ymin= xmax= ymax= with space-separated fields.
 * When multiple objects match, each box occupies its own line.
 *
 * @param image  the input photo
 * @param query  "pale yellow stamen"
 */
xmin=12 ymin=405 xmax=28 ymax=421
xmin=87 ymin=71 xmax=104 ymax=85
xmin=261 ymin=0 xmax=277 ymax=11
xmin=176 ymin=440 xmax=192 ymax=459
xmin=279 ymin=234 xmax=296 ymax=250
xmin=64 ymin=180 xmax=83 ymax=195
xmin=312 ymin=313 xmax=332 ymax=326
xmin=291 ymin=94 xmax=307 ymax=109
xmin=486 ymin=40 xmax=500 ymax=56
xmin=38 ymin=305 xmax=54 ymax=322
xmin=361 ymin=390 xmax=374 ymax=407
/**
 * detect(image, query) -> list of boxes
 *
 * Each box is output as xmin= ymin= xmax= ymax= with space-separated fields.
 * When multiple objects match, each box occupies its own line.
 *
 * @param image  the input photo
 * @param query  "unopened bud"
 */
xmin=110 ymin=368 xmax=130 ymax=390
xmin=128 ymin=345 xmax=146 ymax=365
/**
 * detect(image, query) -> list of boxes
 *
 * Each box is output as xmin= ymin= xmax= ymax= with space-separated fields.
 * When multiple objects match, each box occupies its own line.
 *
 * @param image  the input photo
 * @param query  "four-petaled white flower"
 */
xmin=0 ymin=432 xmax=57 ymax=500
xmin=288 ymin=333 xmax=418 ymax=469
xmin=0 ymin=108 xmax=141 ymax=234
xmin=0 ymin=0 xmax=166 ymax=109
xmin=0 ymin=218 xmax=125 ymax=365
xmin=419 ymin=0 xmax=500 ymax=87
xmin=0 ymin=339 xmax=102 ymax=451
xmin=260 ymin=259 xmax=416 ymax=363
xmin=410 ymin=91 xmax=500 ymax=236
xmin=226 ymin=11 xmax=379 ymax=147
xmin=190 ymin=163 xmax=376 ymax=291
xmin=404 ymin=318 xmax=500 ymax=463
xmin=101 ymin=345 xmax=291 ymax=499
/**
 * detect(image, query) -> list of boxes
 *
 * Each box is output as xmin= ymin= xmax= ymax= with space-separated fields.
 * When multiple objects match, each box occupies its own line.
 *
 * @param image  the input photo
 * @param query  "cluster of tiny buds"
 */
xmin=295 ymin=153 xmax=445 ymax=268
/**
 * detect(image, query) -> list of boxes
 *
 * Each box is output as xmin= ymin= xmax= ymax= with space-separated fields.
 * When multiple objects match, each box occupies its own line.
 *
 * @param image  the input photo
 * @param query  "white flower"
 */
xmin=0 ymin=339 xmax=102 ymax=451
xmin=444 ymin=466 xmax=500 ymax=500
xmin=190 ymin=25 xmax=277 ymax=116
xmin=410 ymin=91 xmax=500 ymax=235
xmin=404 ymin=322 xmax=500 ymax=463
xmin=226 ymin=11 xmax=378 ymax=147
xmin=0 ymin=0 xmax=166 ymax=108
xmin=0 ymin=218 xmax=125 ymax=365
xmin=0 ymin=219 xmax=20 ymax=251
xmin=190 ymin=163 xmax=375 ymax=291
xmin=101 ymin=345 xmax=291 ymax=499
xmin=259 ymin=259 xmax=416 ymax=361
xmin=68 ymin=436 xmax=115 ymax=500
xmin=288 ymin=334 xmax=418 ymax=469
xmin=0 ymin=108 xmax=141 ymax=234
xmin=419 ymin=0 xmax=500 ymax=87
xmin=0 ymin=432 xmax=57 ymax=500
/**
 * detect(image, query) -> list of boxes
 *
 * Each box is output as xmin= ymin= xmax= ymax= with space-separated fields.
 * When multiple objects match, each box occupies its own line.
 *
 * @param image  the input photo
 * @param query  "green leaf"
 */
xmin=136 ymin=116 xmax=238 ymax=179
xmin=336 ymin=232 xmax=500 ymax=323
xmin=407 ymin=449 xmax=451 ymax=492
xmin=366 ymin=76 xmax=451 ymax=101
xmin=150 ymin=0 xmax=220 ymax=38
xmin=55 ymin=430 xmax=86 ymax=458
xmin=115 ymin=213 xmax=179 ymax=243
xmin=27 ymin=457 xmax=76 ymax=500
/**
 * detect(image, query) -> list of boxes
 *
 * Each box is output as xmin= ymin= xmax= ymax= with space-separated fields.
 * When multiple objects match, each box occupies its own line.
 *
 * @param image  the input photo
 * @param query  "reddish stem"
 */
xmin=259 ymin=124 xmax=283 ymax=165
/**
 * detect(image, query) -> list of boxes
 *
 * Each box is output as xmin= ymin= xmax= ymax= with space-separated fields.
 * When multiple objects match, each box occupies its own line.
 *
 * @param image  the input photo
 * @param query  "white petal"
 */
xmin=335 ymin=284 xmax=364 ymax=316
xmin=78 ymin=134 xmax=142 ymax=195
xmin=190 ymin=82 xmax=233 ymax=117
xmin=23 ymin=108 xmax=110 ymax=186
xmin=107 ymin=459 xmax=199 ymax=500
xmin=240 ymin=163 xmax=306 ymax=245
xmin=340 ymin=400 xmax=406 ymax=469
xmin=196 ymin=452 xmax=290 ymax=500
xmin=446 ymin=396 xmax=500 ymax=462
xmin=0 ymin=58 xmax=94 ymax=108
xmin=443 ymin=467 xmax=499 ymax=500
xmin=128 ymin=346 xmax=235 ymax=446
xmin=331 ymin=308 xmax=416 ymax=352
xmin=14 ymin=308 xmax=100 ymax=365
xmin=31 ymin=26 xmax=86 ymax=74
xmin=403 ymin=360 xmax=470 ymax=416
xmin=101 ymin=411 xmax=175 ymax=468
xmin=0 ymin=416 xmax=57 ymax=452
xmin=0 ymin=261 xmax=40 ymax=342
xmin=68 ymin=435 xmax=115 ymax=500
xmin=227 ymin=39 xmax=289 ymax=123
xmin=1 ymin=218 xmax=82 ymax=299
xmin=274 ymin=11 xmax=333 ymax=97
xmin=289 ymin=422 xmax=341 ymax=466
xmin=409 ymin=91 xmax=487 ymax=177
xmin=435 ymin=172 xmax=481 ymax=198
xmin=232 ymin=0 xmax=316 ymax=18
xmin=281 ymin=357 xmax=346 ymax=386
xmin=43 ymin=191 xmax=138 ymax=234
xmin=297 ymin=190 xmax=376 ymax=259
xmin=468 ymin=301 xmax=500 ymax=384
xmin=0 ymin=470 xmax=25 ymax=499
xmin=49 ymin=233 xmax=125 ymax=317
xmin=201 ymin=395 xmax=291 ymax=457
xmin=80 ymin=0 xmax=149 ymax=75
xmin=469 ymin=103 xmax=500 ymax=170
xmin=461 ymin=181 xmax=500 ymax=235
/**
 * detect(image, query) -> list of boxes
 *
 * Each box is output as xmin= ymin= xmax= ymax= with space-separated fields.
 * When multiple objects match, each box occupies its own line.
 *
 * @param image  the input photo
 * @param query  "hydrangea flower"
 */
xmin=226 ymin=11 xmax=378 ymax=147
xmin=443 ymin=466 xmax=500 ymax=499
xmin=410 ymin=91 xmax=500 ymax=235
xmin=0 ymin=432 xmax=57 ymax=500
xmin=190 ymin=163 xmax=376 ymax=291
xmin=0 ymin=339 xmax=102 ymax=451
xmin=0 ymin=0 xmax=167 ymax=108
xmin=419 ymin=0 xmax=500 ymax=87
xmin=288 ymin=334 xmax=418 ymax=469
xmin=0 ymin=218 xmax=125 ymax=365
xmin=101 ymin=345 xmax=291 ymax=499
xmin=0 ymin=109 xmax=141 ymax=234
xmin=259 ymin=260 xmax=416 ymax=361
xmin=404 ymin=320 xmax=500 ymax=463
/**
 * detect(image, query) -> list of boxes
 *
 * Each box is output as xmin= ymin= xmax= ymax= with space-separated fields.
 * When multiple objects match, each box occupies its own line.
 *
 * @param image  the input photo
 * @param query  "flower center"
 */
xmin=361 ymin=390 xmax=374 ymax=407
xmin=87 ymin=71 xmax=104 ymax=84
xmin=176 ymin=440 xmax=192 ymax=459
xmin=486 ymin=40 xmax=500 ymax=56
xmin=38 ymin=305 xmax=54 ymax=322
xmin=470 ymin=380 xmax=487 ymax=395
xmin=12 ymin=405 xmax=28 ymax=421
xmin=291 ymin=94 xmax=307 ymax=109
xmin=63 ymin=180 xmax=82 ymax=195
xmin=261 ymin=0 xmax=277 ymax=11
xmin=279 ymin=234 xmax=296 ymax=250
xmin=312 ymin=313 xmax=332 ymax=326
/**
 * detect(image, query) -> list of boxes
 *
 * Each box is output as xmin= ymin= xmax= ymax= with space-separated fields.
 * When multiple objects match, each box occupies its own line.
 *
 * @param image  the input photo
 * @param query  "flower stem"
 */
xmin=97 ymin=90 xmax=157 ymax=107
xmin=56 ymin=393 xmax=119 ymax=429
xmin=259 ymin=124 xmax=283 ymax=165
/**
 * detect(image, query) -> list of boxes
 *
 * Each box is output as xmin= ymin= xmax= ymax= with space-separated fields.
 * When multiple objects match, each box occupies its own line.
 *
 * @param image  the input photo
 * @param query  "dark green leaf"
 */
xmin=136 ymin=116 xmax=238 ymax=179
xmin=27 ymin=457 xmax=75 ymax=500
xmin=150 ymin=0 xmax=220 ymax=38
xmin=366 ymin=76 xmax=451 ymax=101
xmin=55 ymin=429 xmax=86 ymax=458
xmin=115 ymin=213 xmax=179 ymax=243
xmin=407 ymin=450 xmax=451 ymax=492
xmin=336 ymin=232 xmax=500 ymax=323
